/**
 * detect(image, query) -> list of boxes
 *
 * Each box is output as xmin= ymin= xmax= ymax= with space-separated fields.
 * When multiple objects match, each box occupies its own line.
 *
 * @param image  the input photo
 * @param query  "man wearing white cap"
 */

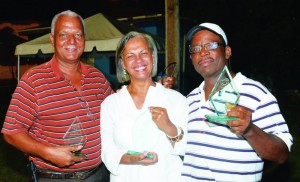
xmin=181 ymin=23 xmax=293 ymax=181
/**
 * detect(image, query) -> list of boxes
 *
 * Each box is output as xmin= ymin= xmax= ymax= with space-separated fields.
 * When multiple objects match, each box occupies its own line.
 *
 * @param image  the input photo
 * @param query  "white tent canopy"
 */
xmin=15 ymin=13 xmax=127 ymax=55
xmin=15 ymin=13 xmax=165 ymax=80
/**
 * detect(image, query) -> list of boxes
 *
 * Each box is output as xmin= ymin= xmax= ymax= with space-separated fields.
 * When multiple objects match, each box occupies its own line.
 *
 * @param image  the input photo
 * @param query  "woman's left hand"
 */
xmin=149 ymin=107 xmax=177 ymax=136
xmin=121 ymin=152 xmax=158 ymax=165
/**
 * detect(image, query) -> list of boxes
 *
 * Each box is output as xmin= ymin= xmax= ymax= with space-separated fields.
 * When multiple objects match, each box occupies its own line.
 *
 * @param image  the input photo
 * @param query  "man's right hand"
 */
xmin=3 ymin=132 xmax=86 ymax=167
xmin=158 ymin=76 xmax=175 ymax=88
xmin=45 ymin=145 xmax=87 ymax=167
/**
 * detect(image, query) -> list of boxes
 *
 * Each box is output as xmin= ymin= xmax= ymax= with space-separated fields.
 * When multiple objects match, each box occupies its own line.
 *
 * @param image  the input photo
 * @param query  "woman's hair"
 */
xmin=51 ymin=10 xmax=86 ymax=35
xmin=115 ymin=31 xmax=158 ymax=83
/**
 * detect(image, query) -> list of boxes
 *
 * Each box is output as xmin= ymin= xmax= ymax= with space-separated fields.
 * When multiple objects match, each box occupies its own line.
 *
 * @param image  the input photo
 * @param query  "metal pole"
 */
xmin=17 ymin=55 xmax=20 ymax=82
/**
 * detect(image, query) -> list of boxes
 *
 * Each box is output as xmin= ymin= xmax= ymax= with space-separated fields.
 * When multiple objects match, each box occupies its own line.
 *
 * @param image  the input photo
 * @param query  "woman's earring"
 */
xmin=123 ymin=69 xmax=127 ymax=75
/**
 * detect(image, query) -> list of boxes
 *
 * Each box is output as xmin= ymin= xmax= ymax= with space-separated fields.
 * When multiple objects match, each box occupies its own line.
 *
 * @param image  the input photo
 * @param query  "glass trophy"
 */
xmin=127 ymin=110 xmax=159 ymax=159
xmin=205 ymin=66 xmax=240 ymax=124
xmin=63 ymin=117 xmax=87 ymax=157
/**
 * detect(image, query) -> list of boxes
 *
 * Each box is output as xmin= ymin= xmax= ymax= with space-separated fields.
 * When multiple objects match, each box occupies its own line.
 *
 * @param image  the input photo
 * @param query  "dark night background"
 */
xmin=1 ymin=0 xmax=299 ymax=93
xmin=179 ymin=0 xmax=300 ymax=94
xmin=0 ymin=0 xmax=299 ymax=181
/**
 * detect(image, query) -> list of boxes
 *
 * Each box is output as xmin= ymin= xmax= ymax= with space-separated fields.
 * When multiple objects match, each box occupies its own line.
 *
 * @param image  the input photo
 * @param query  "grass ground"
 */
xmin=0 ymin=80 xmax=299 ymax=181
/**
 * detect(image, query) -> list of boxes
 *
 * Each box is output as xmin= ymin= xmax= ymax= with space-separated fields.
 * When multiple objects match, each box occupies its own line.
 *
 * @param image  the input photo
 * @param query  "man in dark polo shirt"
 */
xmin=1 ymin=10 xmax=113 ymax=181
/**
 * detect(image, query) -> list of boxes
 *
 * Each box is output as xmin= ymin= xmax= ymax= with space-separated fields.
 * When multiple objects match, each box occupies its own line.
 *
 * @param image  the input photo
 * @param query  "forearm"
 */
xmin=3 ymin=132 xmax=49 ymax=159
xmin=120 ymin=153 xmax=137 ymax=164
xmin=243 ymin=124 xmax=289 ymax=163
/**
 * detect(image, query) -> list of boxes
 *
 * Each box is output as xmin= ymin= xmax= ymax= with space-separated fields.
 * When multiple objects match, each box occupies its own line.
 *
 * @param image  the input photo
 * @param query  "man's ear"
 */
xmin=50 ymin=34 xmax=54 ymax=46
xmin=225 ymin=46 xmax=232 ymax=60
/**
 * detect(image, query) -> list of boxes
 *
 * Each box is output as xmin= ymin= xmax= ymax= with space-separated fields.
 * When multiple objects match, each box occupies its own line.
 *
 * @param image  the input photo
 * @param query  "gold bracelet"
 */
xmin=166 ymin=126 xmax=184 ymax=143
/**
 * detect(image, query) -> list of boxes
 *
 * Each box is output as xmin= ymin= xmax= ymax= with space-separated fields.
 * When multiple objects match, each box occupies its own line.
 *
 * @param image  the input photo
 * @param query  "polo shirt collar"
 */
xmin=50 ymin=56 xmax=89 ymax=79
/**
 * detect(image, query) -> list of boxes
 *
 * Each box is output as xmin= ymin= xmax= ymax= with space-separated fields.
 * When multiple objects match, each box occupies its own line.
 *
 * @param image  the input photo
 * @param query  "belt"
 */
xmin=36 ymin=164 xmax=102 ymax=180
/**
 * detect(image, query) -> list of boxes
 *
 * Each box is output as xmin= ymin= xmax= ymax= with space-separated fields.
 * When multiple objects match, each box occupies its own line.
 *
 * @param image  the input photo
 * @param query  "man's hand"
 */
xmin=226 ymin=105 xmax=289 ymax=163
xmin=44 ymin=145 xmax=87 ymax=167
xmin=3 ymin=133 xmax=87 ymax=167
xmin=226 ymin=105 xmax=252 ymax=135
xmin=158 ymin=76 xmax=175 ymax=88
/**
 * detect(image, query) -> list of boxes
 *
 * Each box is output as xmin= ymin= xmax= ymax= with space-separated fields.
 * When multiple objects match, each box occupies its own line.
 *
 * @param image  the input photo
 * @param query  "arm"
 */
xmin=148 ymin=93 xmax=188 ymax=154
xmin=227 ymin=106 xmax=289 ymax=164
xmin=2 ymin=76 xmax=86 ymax=167
xmin=243 ymin=123 xmax=289 ymax=163
xmin=148 ymin=107 xmax=178 ymax=138
xmin=149 ymin=106 xmax=185 ymax=149
xmin=3 ymin=132 xmax=86 ymax=167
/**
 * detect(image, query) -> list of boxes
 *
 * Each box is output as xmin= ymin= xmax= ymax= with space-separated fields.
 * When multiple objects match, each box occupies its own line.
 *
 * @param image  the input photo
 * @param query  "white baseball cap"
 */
xmin=186 ymin=22 xmax=228 ymax=45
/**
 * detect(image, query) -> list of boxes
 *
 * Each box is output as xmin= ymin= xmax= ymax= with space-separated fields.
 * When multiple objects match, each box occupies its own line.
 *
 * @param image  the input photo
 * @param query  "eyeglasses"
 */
xmin=156 ymin=62 xmax=177 ymax=81
xmin=189 ymin=42 xmax=224 ymax=54
xmin=78 ymin=96 xmax=96 ymax=122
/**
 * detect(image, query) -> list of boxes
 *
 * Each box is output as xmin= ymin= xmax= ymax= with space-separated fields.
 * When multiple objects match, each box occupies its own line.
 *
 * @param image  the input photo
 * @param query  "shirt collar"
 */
xmin=50 ymin=56 xmax=89 ymax=79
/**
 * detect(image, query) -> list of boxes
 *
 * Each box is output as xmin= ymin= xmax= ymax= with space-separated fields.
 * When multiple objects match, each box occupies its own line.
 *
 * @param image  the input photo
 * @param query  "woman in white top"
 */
xmin=101 ymin=31 xmax=188 ymax=182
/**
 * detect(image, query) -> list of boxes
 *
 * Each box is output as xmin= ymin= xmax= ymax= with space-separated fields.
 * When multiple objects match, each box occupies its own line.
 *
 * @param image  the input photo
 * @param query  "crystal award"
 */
xmin=127 ymin=110 xmax=159 ymax=159
xmin=63 ymin=117 xmax=87 ymax=157
xmin=205 ymin=66 xmax=240 ymax=124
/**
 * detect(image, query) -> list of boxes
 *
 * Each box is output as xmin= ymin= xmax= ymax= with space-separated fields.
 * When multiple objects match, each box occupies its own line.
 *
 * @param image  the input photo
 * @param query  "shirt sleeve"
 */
xmin=2 ymin=75 xmax=37 ymax=134
xmin=100 ymin=95 xmax=126 ymax=175
xmin=254 ymin=90 xmax=293 ymax=151
xmin=170 ymin=96 xmax=189 ymax=156
xmin=264 ymin=99 xmax=293 ymax=151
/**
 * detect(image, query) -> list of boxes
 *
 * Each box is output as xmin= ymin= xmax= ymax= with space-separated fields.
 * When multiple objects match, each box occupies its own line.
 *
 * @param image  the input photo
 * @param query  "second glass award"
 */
xmin=205 ymin=66 xmax=240 ymax=124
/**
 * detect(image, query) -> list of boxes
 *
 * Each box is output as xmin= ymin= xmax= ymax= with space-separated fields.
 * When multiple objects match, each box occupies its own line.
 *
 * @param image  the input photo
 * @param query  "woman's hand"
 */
xmin=121 ymin=152 xmax=158 ymax=165
xmin=149 ymin=107 xmax=178 ymax=137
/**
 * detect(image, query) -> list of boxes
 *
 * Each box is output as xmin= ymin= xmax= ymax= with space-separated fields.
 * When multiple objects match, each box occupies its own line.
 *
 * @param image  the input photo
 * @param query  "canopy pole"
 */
xmin=165 ymin=0 xmax=180 ymax=89
xmin=17 ymin=55 xmax=20 ymax=82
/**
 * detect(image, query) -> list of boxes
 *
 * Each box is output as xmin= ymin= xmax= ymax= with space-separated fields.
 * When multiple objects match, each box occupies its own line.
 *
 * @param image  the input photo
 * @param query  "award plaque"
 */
xmin=63 ymin=117 xmax=87 ymax=157
xmin=205 ymin=66 xmax=240 ymax=124
xmin=127 ymin=110 xmax=159 ymax=159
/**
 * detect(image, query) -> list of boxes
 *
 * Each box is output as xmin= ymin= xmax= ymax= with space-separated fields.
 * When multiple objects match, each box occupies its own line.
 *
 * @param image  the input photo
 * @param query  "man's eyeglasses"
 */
xmin=78 ymin=97 xmax=95 ymax=122
xmin=189 ymin=42 xmax=224 ymax=54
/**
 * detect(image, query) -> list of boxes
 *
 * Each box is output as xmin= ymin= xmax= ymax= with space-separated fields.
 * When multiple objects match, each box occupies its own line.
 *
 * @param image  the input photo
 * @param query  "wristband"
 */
xmin=166 ymin=126 xmax=184 ymax=142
